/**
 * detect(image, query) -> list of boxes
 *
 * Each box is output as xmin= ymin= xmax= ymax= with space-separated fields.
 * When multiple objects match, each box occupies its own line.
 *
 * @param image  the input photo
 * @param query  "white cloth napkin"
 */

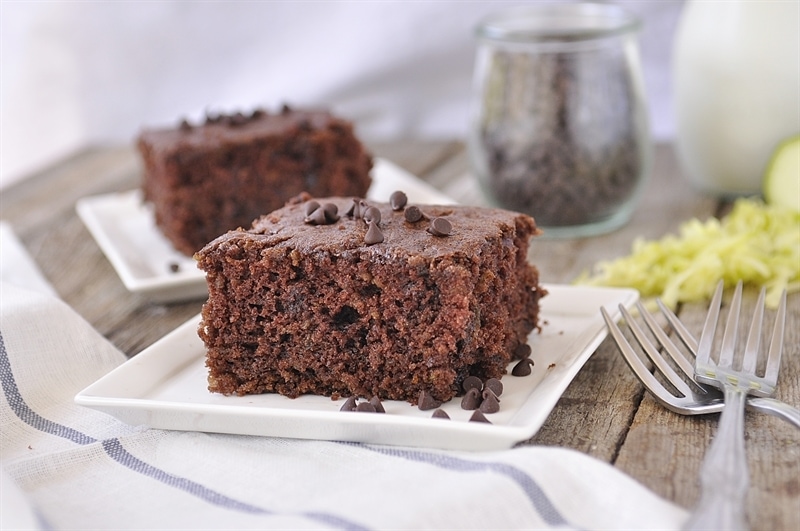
xmin=0 ymin=222 xmax=687 ymax=530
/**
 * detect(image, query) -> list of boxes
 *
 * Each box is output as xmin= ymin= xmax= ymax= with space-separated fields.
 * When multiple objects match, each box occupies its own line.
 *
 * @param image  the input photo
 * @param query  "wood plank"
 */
xmin=2 ymin=146 xmax=140 ymax=239
xmin=364 ymin=139 xmax=463 ymax=179
xmin=525 ymin=337 xmax=647 ymax=461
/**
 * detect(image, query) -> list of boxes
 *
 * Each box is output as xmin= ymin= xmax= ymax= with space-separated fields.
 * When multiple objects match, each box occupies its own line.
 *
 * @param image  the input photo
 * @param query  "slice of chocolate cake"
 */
xmin=137 ymin=107 xmax=373 ymax=256
xmin=195 ymin=194 xmax=545 ymax=403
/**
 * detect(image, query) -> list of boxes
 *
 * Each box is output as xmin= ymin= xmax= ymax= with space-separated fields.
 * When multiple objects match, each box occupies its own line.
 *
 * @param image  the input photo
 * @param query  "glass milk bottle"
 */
xmin=673 ymin=0 xmax=800 ymax=196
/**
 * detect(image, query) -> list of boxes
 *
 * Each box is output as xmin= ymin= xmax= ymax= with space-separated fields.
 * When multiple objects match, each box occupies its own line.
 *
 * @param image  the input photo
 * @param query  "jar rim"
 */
xmin=476 ymin=3 xmax=641 ymax=42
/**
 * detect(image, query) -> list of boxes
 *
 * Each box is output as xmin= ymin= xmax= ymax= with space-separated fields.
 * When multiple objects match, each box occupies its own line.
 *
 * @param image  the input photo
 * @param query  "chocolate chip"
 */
xmin=432 ymin=409 xmax=450 ymax=419
xmin=484 ymin=378 xmax=503 ymax=397
xmin=340 ymin=396 xmax=358 ymax=412
xmin=427 ymin=217 xmax=452 ymax=237
xmin=418 ymin=390 xmax=442 ymax=411
xmin=483 ymin=388 xmax=499 ymax=401
xmin=355 ymin=402 xmax=377 ymax=413
xmin=251 ymin=108 xmax=265 ymax=119
xmin=229 ymin=112 xmax=247 ymax=126
xmin=281 ymin=103 xmax=292 ymax=114
xmin=169 ymin=262 xmax=180 ymax=273
xmin=322 ymin=202 xmax=339 ymax=223
xmin=514 ymin=343 xmax=532 ymax=359
xmin=479 ymin=390 xmax=500 ymax=413
xmin=179 ymin=119 xmax=192 ymax=131
xmin=404 ymin=205 xmax=424 ymax=223
xmin=460 ymin=387 xmax=481 ymax=410
xmin=462 ymin=375 xmax=483 ymax=394
xmin=349 ymin=199 xmax=370 ymax=220
xmin=305 ymin=207 xmax=328 ymax=225
xmin=390 ymin=190 xmax=408 ymax=210
xmin=469 ymin=410 xmax=492 ymax=423
xmin=512 ymin=358 xmax=535 ymax=376
xmin=361 ymin=206 xmax=379 ymax=225
xmin=345 ymin=198 xmax=359 ymax=217
xmin=304 ymin=200 xmax=320 ymax=217
xmin=364 ymin=221 xmax=384 ymax=245
xmin=303 ymin=202 xmax=339 ymax=225
xmin=368 ymin=396 xmax=385 ymax=413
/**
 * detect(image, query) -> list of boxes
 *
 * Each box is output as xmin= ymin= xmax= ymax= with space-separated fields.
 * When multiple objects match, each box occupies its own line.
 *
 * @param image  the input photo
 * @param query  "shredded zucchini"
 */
xmin=577 ymin=198 xmax=800 ymax=309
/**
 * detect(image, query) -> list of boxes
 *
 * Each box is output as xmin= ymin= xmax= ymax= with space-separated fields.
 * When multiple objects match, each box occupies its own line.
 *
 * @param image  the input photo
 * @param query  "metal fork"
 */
xmin=681 ymin=281 xmax=786 ymax=530
xmin=600 ymin=281 xmax=791 ymax=531
xmin=600 ymin=299 xmax=800 ymax=426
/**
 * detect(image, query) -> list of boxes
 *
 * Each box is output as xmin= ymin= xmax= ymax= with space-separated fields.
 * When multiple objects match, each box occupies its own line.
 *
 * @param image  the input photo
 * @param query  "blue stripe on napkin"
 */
xmin=355 ymin=443 xmax=570 ymax=527
xmin=0 ymin=331 xmax=96 ymax=445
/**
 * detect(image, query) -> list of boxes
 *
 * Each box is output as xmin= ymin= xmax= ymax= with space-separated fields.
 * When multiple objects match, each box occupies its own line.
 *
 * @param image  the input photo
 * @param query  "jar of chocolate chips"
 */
xmin=468 ymin=3 xmax=651 ymax=238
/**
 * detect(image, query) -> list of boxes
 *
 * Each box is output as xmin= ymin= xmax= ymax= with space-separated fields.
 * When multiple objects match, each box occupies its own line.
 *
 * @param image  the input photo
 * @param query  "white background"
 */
xmin=1 ymin=1 xmax=684 ymax=190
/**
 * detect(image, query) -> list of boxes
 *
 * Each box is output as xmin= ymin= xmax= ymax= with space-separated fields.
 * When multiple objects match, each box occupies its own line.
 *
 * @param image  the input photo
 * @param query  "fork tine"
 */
xmin=764 ymin=289 xmax=787 ymax=384
xmin=657 ymin=298 xmax=699 ymax=354
xmin=741 ymin=286 xmax=766 ymax=374
xmin=654 ymin=298 xmax=698 ymax=379
xmin=601 ymin=306 xmax=680 ymax=407
xmin=717 ymin=280 xmax=743 ymax=369
xmin=697 ymin=280 xmax=724 ymax=366
xmin=634 ymin=301 xmax=696 ymax=397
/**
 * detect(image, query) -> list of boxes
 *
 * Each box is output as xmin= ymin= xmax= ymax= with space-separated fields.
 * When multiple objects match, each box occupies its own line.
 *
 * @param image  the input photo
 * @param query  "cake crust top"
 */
xmin=138 ymin=108 xmax=339 ymax=154
xmin=196 ymin=196 xmax=540 ymax=262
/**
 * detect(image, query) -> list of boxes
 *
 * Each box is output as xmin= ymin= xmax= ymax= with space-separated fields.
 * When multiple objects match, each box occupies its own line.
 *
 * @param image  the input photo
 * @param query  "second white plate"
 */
xmin=76 ymin=158 xmax=456 ymax=303
xmin=75 ymin=284 xmax=638 ymax=451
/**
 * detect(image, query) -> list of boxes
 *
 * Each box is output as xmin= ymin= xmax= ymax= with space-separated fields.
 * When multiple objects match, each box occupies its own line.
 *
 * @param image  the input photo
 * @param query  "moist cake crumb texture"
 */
xmin=137 ymin=106 xmax=373 ymax=255
xmin=195 ymin=195 xmax=546 ymax=403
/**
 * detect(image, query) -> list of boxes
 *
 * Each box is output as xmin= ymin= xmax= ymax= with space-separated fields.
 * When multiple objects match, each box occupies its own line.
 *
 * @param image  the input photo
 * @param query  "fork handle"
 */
xmin=683 ymin=386 xmax=749 ymax=531
xmin=748 ymin=397 xmax=800 ymax=429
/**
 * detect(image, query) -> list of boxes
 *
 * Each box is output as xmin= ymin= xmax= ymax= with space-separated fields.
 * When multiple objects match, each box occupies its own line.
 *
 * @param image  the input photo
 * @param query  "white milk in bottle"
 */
xmin=673 ymin=0 xmax=800 ymax=196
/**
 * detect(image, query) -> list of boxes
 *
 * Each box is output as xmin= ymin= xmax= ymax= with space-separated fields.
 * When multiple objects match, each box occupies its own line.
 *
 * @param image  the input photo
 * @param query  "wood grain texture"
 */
xmin=2 ymin=140 xmax=797 ymax=528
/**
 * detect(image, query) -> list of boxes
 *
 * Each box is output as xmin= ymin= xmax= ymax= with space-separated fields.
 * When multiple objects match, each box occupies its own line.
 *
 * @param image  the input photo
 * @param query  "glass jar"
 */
xmin=468 ymin=3 xmax=651 ymax=238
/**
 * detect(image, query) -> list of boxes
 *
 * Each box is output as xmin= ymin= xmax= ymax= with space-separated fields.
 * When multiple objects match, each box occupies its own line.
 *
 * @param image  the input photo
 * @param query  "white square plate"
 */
xmin=75 ymin=284 xmax=638 ymax=451
xmin=76 ymin=158 xmax=456 ymax=303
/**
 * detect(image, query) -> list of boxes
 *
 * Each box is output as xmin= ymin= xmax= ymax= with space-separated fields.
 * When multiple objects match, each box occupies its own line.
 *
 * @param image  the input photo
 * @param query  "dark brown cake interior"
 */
xmin=195 ymin=197 xmax=544 ymax=403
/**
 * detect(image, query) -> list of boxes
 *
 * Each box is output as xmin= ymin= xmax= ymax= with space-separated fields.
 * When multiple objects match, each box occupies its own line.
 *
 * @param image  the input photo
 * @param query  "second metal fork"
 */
xmin=683 ymin=281 xmax=786 ymax=531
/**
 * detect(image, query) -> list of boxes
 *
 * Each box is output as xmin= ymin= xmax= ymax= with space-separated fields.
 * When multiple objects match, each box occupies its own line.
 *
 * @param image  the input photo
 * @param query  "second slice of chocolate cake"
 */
xmin=195 ymin=194 xmax=545 ymax=403
xmin=138 ymin=107 xmax=373 ymax=256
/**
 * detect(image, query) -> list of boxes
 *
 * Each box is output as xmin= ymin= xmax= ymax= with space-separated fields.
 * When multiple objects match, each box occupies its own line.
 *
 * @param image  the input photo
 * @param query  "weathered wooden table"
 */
xmin=3 ymin=140 xmax=798 ymax=528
